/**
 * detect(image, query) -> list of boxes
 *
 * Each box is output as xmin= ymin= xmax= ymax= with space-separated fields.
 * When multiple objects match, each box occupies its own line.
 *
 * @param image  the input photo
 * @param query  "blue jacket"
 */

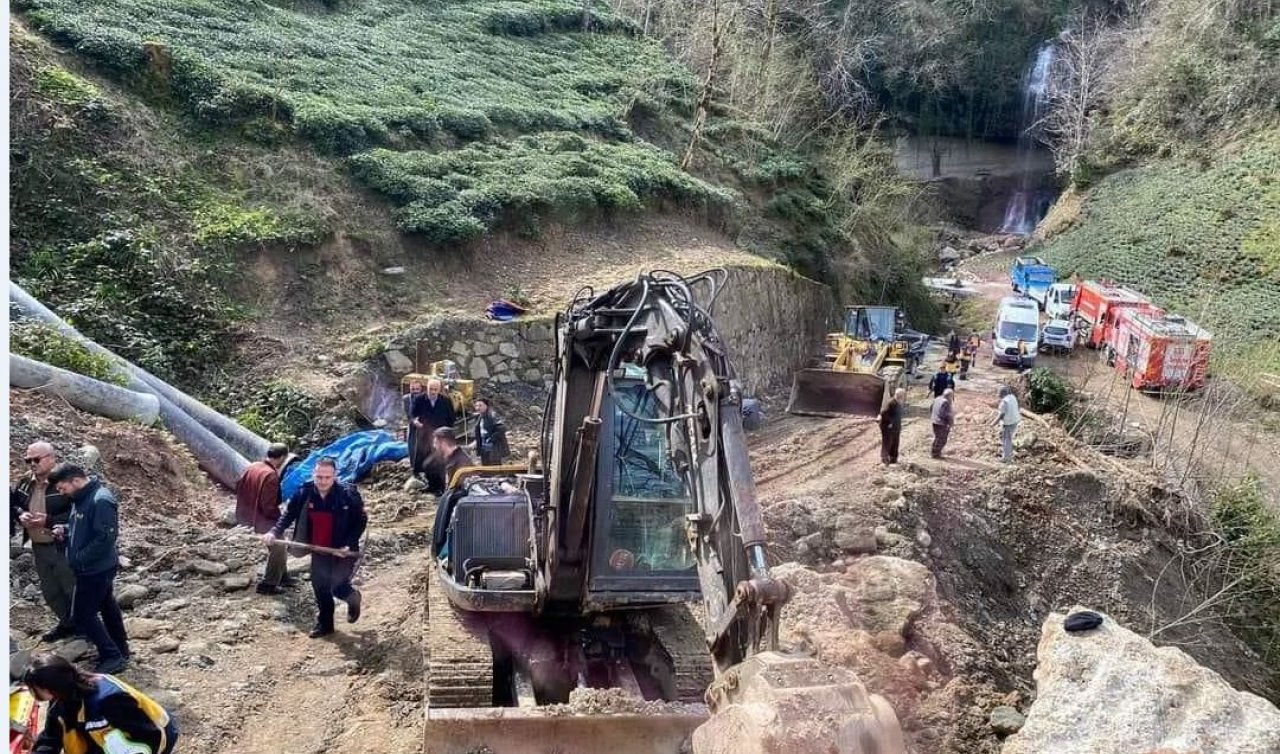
xmin=66 ymin=478 xmax=119 ymax=576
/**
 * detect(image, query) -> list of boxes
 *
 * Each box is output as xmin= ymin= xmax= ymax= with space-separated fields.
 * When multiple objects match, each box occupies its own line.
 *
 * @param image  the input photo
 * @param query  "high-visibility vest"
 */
xmin=58 ymin=676 xmax=172 ymax=754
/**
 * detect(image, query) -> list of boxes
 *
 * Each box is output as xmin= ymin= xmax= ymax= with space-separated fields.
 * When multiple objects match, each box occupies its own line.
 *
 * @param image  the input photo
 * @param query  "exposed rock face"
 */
xmin=1003 ymin=608 xmax=1280 ymax=754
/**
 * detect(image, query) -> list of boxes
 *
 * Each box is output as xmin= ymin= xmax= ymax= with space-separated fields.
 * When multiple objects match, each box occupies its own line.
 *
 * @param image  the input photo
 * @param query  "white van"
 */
xmin=1043 ymin=283 xmax=1078 ymax=319
xmin=992 ymin=299 xmax=1041 ymax=368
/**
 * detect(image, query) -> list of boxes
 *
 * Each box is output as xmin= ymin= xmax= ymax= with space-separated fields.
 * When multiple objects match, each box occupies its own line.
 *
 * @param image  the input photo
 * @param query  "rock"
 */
xmin=521 ymin=368 xmax=543 ymax=382
xmin=938 ymin=246 xmax=961 ymax=263
xmin=287 ymin=557 xmax=310 ymax=575
xmin=495 ymin=373 xmax=515 ymax=384
xmin=449 ymin=341 xmax=469 ymax=357
xmin=10 ymin=649 xmax=32 ymax=680
xmin=178 ymin=641 xmax=212 ymax=655
xmin=125 ymin=618 xmax=166 ymax=640
xmin=880 ymin=487 xmax=903 ymax=504
xmin=221 ymin=575 xmax=252 ymax=592
xmin=498 ymin=341 xmax=520 ymax=358
xmin=118 ymin=555 xmax=132 ymax=569
xmin=1002 ymin=608 xmax=1280 ymax=754
xmin=524 ymin=323 xmax=552 ymax=342
xmin=76 ymin=445 xmax=102 ymax=470
xmin=403 ymin=476 xmax=426 ymax=493
xmin=381 ymin=266 xmax=406 ymax=275
xmin=916 ymin=530 xmax=933 ymax=549
xmin=835 ymin=529 xmax=879 ymax=555
xmin=54 ymin=640 xmax=92 ymax=662
xmin=188 ymin=559 xmax=228 ymax=576
xmin=468 ymin=357 xmax=490 ymax=380
xmin=384 ymin=349 xmax=413 ymax=374
xmin=217 ymin=507 xmax=239 ymax=528
xmin=152 ymin=638 xmax=180 ymax=654
xmin=471 ymin=341 xmax=496 ymax=357
xmin=116 ymin=583 xmax=152 ymax=609
xmin=990 ymin=706 xmax=1025 ymax=736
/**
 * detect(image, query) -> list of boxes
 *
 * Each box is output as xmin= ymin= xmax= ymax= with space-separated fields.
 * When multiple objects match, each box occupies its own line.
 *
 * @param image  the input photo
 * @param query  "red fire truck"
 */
xmin=1104 ymin=309 xmax=1212 ymax=391
xmin=1072 ymin=280 xmax=1157 ymax=348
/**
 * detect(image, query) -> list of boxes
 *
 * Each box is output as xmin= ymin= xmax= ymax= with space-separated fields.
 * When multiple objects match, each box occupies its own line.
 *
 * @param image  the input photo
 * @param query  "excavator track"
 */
xmin=645 ymin=604 xmax=714 ymax=703
xmin=426 ymin=569 xmax=493 ymax=708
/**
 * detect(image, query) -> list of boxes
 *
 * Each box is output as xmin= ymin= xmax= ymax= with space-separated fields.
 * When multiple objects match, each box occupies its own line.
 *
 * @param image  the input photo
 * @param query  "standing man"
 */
xmin=930 ymin=366 xmax=954 ymax=398
xmin=878 ymin=388 xmax=906 ymax=465
xmin=959 ymin=332 xmax=981 ymax=380
xmin=235 ymin=443 xmax=293 ymax=595
xmin=10 ymin=442 xmax=77 ymax=642
xmin=993 ymin=386 xmax=1021 ymax=463
xmin=403 ymin=379 xmax=425 ymax=474
xmin=471 ymin=398 xmax=510 ymax=466
xmin=46 ymin=464 xmax=129 ymax=673
xmin=264 ymin=458 xmax=366 ymax=638
xmin=413 ymin=379 xmax=457 ymax=487
xmin=930 ymin=388 xmax=955 ymax=459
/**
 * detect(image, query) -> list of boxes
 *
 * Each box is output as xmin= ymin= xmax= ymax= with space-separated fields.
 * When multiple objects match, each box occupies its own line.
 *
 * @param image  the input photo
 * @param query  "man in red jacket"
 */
xmin=235 ymin=443 xmax=292 ymax=595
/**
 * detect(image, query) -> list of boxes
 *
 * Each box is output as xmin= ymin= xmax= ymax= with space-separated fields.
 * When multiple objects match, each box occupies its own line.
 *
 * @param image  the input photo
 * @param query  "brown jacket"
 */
xmin=235 ymin=460 xmax=281 ymax=534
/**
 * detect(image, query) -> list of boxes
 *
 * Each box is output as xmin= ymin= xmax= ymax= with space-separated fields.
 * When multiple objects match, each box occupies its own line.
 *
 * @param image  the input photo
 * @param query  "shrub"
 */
xmin=11 ymin=321 xmax=125 ymax=385
xmin=1026 ymin=367 xmax=1073 ymax=415
xmin=232 ymin=380 xmax=322 ymax=447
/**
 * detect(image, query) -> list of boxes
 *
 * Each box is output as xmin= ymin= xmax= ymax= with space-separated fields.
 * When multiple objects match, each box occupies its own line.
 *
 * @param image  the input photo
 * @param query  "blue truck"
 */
xmin=1010 ymin=255 xmax=1057 ymax=307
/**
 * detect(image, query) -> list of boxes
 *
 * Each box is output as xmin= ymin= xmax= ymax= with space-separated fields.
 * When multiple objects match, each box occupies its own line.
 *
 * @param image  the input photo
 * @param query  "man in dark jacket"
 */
xmin=430 ymin=427 xmax=476 ymax=556
xmin=402 ymin=379 xmax=425 ymax=473
xmin=878 ymin=388 xmax=906 ymax=465
xmin=264 ymin=458 xmax=367 ymax=638
xmin=11 ymin=442 xmax=77 ymax=641
xmin=47 ymin=464 xmax=129 ymax=673
xmin=930 ymin=367 xmax=955 ymax=398
xmin=471 ymin=398 xmax=510 ymax=466
xmin=410 ymin=379 xmax=457 ymax=483
xmin=235 ymin=443 xmax=293 ymax=595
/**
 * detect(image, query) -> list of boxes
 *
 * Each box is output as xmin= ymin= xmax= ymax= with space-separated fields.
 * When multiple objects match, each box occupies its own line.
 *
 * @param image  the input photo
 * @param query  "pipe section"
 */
xmin=10 ymin=354 xmax=161 ymax=425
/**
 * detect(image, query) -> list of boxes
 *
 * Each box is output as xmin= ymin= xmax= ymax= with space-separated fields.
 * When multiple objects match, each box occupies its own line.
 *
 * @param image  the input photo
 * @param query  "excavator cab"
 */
xmin=788 ymin=305 xmax=928 ymax=418
xmin=425 ymin=271 xmax=903 ymax=754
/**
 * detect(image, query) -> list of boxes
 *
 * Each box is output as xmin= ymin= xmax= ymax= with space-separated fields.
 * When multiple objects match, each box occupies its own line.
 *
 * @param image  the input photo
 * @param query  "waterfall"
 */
xmin=999 ymin=42 xmax=1057 ymax=234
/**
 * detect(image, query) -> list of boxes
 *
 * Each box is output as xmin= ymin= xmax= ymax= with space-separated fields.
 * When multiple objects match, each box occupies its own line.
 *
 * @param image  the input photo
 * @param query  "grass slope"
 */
xmin=1039 ymin=131 xmax=1280 ymax=363
xmin=14 ymin=0 xmax=742 ymax=242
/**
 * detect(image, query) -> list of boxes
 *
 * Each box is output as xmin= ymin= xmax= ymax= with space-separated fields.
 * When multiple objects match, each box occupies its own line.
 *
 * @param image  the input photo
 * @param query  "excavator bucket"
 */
xmin=786 ymin=368 xmax=888 ymax=418
xmin=426 ymin=707 xmax=708 ymax=754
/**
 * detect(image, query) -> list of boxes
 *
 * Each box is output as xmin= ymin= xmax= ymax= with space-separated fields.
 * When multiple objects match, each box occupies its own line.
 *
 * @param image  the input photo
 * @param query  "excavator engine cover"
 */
xmin=787 ymin=368 xmax=889 ymax=418
xmin=693 ymin=651 xmax=905 ymax=754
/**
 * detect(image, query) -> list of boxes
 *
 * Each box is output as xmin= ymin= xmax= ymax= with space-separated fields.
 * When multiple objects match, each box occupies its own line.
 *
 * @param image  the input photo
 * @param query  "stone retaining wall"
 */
xmin=344 ymin=264 xmax=836 ymax=420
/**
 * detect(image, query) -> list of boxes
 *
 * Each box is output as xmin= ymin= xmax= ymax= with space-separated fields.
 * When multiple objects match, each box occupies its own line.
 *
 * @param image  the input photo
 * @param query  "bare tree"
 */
xmin=1041 ymin=12 xmax=1120 ymax=182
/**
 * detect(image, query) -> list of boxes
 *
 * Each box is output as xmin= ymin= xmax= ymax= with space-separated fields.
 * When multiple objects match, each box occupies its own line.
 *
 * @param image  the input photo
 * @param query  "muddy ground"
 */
xmin=9 ymin=331 xmax=1276 ymax=754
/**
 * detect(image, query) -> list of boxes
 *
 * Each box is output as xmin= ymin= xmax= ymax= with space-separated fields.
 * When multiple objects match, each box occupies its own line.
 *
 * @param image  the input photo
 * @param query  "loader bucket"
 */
xmin=787 ymin=368 xmax=887 ymax=417
xmin=426 ymin=705 xmax=708 ymax=754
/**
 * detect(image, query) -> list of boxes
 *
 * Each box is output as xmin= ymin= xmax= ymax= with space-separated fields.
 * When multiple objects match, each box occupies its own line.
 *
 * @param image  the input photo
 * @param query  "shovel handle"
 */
xmin=272 ymin=538 xmax=360 ymax=559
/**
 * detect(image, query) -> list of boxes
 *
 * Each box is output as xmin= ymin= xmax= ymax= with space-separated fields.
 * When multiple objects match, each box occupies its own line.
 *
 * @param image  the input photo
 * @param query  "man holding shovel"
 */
xmin=263 ymin=458 xmax=367 ymax=638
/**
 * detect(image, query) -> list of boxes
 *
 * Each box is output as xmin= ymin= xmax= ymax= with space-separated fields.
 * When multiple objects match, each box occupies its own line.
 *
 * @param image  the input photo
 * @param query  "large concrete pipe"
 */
xmin=9 ymin=284 xmax=252 ymax=488
xmin=10 ymin=354 xmax=161 ymax=425
xmin=9 ymin=283 xmax=270 ymax=459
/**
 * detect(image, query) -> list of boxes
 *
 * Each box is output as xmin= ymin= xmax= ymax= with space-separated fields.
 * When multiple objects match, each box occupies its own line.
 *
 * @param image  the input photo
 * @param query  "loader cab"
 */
xmin=587 ymin=367 xmax=700 ymax=602
xmin=844 ymin=306 xmax=899 ymax=342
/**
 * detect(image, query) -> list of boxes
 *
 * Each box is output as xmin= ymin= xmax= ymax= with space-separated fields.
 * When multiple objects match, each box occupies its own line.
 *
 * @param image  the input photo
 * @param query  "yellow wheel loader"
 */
xmin=425 ymin=271 xmax=904 ymax=754
xmin=788 ymin=305 xmax=930 ymax=417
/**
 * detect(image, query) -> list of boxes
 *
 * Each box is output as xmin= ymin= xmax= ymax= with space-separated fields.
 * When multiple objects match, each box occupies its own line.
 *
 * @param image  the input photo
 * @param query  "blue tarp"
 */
xmin=281 ymin=430 xmax=408 ymax=501
xmin=485 ymin=299 xmax=528 ymax=322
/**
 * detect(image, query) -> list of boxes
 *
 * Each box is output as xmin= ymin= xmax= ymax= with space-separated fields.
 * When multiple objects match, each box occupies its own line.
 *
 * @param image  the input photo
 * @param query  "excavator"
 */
xmin=788 ymin=305 xmax=929 ymax=417
xmin=425 ymin=270 xmax=903 ymax=754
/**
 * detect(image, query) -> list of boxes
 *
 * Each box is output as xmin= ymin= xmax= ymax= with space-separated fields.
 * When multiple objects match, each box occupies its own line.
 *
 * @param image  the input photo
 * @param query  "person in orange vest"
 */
xmin=959 ymin=332 xmax=981 ymax=380
xmin=1016 ymin=339 xmax=1030 ymax=371
xmin=23 ymin=653 xmax=178 ymax=754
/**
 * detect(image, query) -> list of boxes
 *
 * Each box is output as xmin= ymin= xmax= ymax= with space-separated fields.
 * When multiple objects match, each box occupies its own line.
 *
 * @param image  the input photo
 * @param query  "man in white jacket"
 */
xmin=992 ymin=386 xmax=1021 ymax=463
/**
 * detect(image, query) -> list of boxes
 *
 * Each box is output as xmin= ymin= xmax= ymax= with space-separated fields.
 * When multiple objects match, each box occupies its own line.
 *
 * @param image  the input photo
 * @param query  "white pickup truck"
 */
xmin=1038 ymin=282 xmax=1078 ymax=319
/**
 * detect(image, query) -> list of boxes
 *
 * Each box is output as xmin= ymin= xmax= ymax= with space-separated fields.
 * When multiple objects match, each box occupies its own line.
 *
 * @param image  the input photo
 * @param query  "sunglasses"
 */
xmin=24 ymin=455 xmax=49 ymax=464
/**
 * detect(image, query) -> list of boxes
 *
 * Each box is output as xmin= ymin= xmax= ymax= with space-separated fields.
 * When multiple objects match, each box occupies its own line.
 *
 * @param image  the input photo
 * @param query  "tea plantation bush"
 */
xmin=350 ymin=133 xmax=735 ymax=241
xmin=14 ymin=0 xmax=687 ymax=153
xmin=1039 ymin=131 xmax=1280 ymax=354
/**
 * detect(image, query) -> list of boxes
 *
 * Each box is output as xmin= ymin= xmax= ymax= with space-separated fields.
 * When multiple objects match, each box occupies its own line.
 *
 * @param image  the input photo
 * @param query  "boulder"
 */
xmin=471 ymin=341 xmax=496 ymax=357
xmin=1002 ymin=608 xmax=1280 ymax=754
xmin=124 ymin=617 xmax=167 ymax=640
xmin=187 ymin=559 xmax=228 ymax=576
xmin=468 ymin=357 xmax=490 ymax=380
xmin=990 ymin=706 xmax=1025 ymax=736
xmin=116 ymin=583 xmax=153 ymax=609
xmin=54 ymin=639 xmax=92 ymax=662
xmin=384 ymin=349 xmax=414 ymax=375
xmin=221 ymin=575 xmax=252 ymax=592
xmin=152 ymin=638 xmax=180 ymax=654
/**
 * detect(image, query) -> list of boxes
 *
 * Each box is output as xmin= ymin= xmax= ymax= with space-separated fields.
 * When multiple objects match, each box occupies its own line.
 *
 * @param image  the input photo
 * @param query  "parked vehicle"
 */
xmin=992 ymin=298 xmax=1041 ymax=368
xmin=1040 ymin=318 xmax=1075 ymax=354
xmin=1104 ymin=309 xmax=1212 ymax=391
xmin=998 ymin=295 xmax=1038 ymax=312
xmin=1072 ymin=280 xmax=1157 ymax=348
xmin=1010 ymin=256 xmax=1056 ymax=304
xmin=1043 ymin=283 xmax=1078 ymax=320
